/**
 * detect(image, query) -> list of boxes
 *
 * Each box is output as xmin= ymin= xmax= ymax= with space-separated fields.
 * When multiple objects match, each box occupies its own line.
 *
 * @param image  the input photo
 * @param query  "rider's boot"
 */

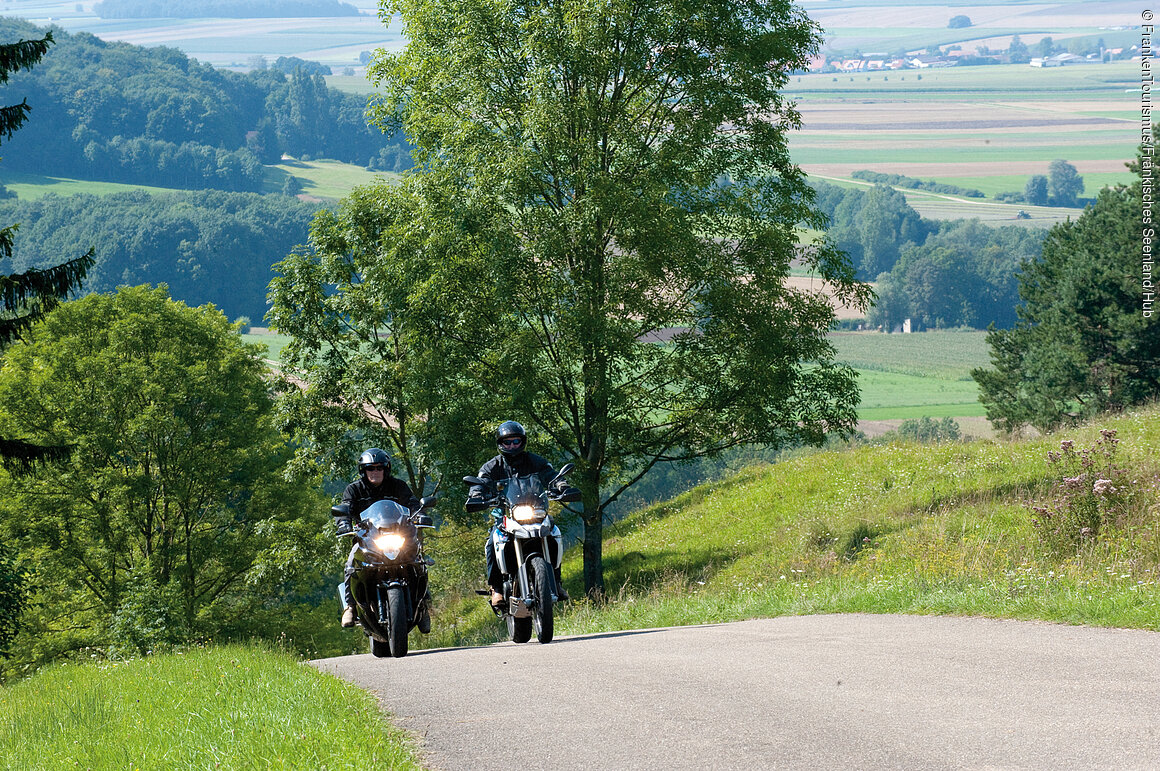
xmin=554 ymin=568 xmax=569 ymax=601
xmin=341 ymin=606 xmax=357 ymax=628
xmin=417 ymin=590 xmax=432 ymax=634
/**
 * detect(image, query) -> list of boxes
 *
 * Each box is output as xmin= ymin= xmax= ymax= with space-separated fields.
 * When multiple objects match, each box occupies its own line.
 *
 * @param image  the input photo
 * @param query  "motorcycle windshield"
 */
xmin=362 ymin=499 xmax=411 ymax=529
xmin=504 ymin=475 xmax=548 ymax=509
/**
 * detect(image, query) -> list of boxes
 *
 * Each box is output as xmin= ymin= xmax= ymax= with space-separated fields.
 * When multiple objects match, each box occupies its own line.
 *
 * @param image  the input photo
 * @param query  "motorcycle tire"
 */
xmin=529 ymin=555 xmax=554 ymax=644
xmin=507 ymin=612 xmax=533 ymax=643
xmin=387 ymin=585 xmax=409 ymax=658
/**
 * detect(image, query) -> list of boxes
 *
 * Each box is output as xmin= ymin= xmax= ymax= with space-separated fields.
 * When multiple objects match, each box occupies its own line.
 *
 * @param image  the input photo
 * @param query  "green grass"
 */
xmin=263 ymin=159 xmax=398 ymax=200
xmin=241 ymin=331 xmax=293 ymax=363
xmin=425 ymin=405 xmax=1160 ymax=650
xmin=0 ymin=170 xmax=180 ymax=199
xmin=0 ymin=644 xmax=421 ymax=770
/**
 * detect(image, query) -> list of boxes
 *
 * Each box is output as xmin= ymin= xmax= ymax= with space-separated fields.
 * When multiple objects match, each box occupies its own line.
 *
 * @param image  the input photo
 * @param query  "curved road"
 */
xmin=312 ymin=614 xmax=1160 ymax=770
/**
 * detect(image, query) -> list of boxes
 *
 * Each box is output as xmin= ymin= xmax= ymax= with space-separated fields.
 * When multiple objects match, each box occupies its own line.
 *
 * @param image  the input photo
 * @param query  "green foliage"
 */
xmin=352 ymin=0 xmax=872 ymax=594
xmin=0 ymin=18 xmax=410 ymax=188
xmin=0 ymin=286 xmax=329 ymax=675
xmin=1047 ymin=159 xmax=1084 ymax=207
xmin=1028 ymin=430 xmax=1142 ymax=555
xmin=850 ymin=170 xmax=984 ymax=198
xmin=866 ymin=220 xmax=1045 ymax=331
xmin=1024 ymin=175 xmax=1048 ymax=206
xmin=1 ymin=26 xmax=95 ymax=472
xmin=0 ymin=544 xmax=26 ymax=658
xmin=880 ymin=416 xmax=963 ymax=444
xmin=0 ymin=190 xmax=321 ymax=322
xmin=974 ymin=139 xmax=1160 ymax=433
xmin=0 ymin=644 xmax=422 ymax=767
xmin=947 ymin=15 xmax=972 ymax=29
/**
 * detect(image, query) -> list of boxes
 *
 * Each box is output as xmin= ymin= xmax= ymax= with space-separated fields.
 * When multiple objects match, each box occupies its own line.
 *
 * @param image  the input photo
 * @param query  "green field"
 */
xmin=830 ymin=330 xmax=989 ymax=418
xmin=0 ymin=160 xmax=391 ymax=203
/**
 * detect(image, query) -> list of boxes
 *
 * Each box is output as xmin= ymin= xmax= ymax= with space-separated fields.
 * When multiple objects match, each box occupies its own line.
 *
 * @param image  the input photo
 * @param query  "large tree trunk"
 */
xmin=579 ymin=467 xmax=604 ymax=598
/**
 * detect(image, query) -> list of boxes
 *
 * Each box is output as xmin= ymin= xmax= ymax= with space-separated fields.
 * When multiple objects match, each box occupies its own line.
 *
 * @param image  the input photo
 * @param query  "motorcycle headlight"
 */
xmin=511 ymin=505 xmax=545 ymax=524
xmin=374 ymin=533 xmax=406 ymax=553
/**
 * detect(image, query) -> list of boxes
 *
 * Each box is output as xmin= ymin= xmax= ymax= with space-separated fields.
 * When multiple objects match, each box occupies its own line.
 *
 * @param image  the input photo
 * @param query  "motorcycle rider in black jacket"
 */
xmin=338 ymin=448 xmax=424 ymax=628
xmin=467 ymin=421 xmax=571 ymax=606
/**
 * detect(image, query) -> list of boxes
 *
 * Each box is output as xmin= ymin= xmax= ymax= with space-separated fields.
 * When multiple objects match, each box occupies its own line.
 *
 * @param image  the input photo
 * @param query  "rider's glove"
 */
xmin=335 ymin=517 xmax=354 ymax=537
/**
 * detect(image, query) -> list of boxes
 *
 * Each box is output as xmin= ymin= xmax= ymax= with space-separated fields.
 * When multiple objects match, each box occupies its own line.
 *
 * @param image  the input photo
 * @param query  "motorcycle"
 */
xmin=331 ymin=497 xmax=436 ymax=658
xmin=463 ymin=463 xmax=580 ymax=644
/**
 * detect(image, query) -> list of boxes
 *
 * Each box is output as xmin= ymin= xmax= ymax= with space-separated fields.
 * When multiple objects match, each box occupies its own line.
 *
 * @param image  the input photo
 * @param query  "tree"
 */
xmin=351 ymin=0 xmax=871 ymax=595
xmin=1007 ymin=35 xmax=1031 ymax=64
xmin=1047 ymin=159 xmax=1084 ymax=207
xmin=1 ymin=29 xmax=95 ymax=471
xmin=1024 ymin=175 xmax=1048 ymax=206
xmin=973 ymin=139 xmax=1160 ymax=433
xmin=947 ymin=15 xmax=972 ymax=29
xmin=0 ymin=286 xmax=325 ymax=665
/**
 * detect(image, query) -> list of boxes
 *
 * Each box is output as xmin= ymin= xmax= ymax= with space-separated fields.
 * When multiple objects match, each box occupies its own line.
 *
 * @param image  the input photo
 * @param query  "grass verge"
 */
xmin=0 ymin=643 xmax=421 ymax=770
xmin=422 ymin=405 xmax=1160 ymax=649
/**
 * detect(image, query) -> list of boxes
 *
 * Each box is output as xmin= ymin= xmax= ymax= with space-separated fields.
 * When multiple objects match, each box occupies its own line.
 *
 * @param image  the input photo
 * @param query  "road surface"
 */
xmin=312 ymin=613 xmax=1160 ymax=770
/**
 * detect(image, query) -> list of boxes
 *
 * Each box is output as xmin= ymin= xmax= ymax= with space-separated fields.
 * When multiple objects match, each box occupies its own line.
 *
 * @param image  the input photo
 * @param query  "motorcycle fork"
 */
xmin=514 ymin=538 xmax=531 ymax=605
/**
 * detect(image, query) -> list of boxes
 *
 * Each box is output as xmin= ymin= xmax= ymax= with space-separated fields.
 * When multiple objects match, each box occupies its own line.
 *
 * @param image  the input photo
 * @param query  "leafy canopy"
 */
xmin=0 ymin=286 xmax=326 ymax=668
xmin=278 ymin=0 xmax=872 ymax=594
xmin=973 ymin=137 xmax=1160 ymax=433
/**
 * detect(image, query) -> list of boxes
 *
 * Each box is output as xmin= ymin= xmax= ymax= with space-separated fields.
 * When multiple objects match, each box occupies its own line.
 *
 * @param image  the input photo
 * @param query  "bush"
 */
xmin=1028 ymin=430 xmax=1140 ymax=555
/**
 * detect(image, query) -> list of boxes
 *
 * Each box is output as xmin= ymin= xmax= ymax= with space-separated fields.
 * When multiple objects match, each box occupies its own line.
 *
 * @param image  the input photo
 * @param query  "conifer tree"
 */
xmin=0 ymin=31 xmax=94 ymax=470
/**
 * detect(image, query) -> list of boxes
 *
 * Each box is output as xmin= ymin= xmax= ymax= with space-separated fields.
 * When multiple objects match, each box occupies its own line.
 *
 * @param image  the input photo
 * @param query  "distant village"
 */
xmin=807 ymin=37 xmax=1138 ymax=74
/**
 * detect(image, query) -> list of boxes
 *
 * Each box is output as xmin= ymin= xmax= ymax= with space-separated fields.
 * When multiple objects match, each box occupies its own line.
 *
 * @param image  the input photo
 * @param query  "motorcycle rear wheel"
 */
xmin=386 ymin=585 xmax=409 ymax=658
xmin=529 ymin=555 xmax=554 ymax=644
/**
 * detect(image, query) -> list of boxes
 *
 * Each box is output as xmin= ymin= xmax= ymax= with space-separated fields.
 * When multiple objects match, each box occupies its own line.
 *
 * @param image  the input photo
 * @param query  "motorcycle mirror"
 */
xmin=558 ymin=462 xmax=575 ymax=476
xmin=330 ymin=503 xmax=350 ymax=518
xmin=419 ymin=496 xmax=437 ymax=510
xmin=463 ymin=475 xmax=487 ymax=486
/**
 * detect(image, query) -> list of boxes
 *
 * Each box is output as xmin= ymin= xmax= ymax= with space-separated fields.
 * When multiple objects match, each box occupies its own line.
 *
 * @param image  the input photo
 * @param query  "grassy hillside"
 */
xmin=0 ymin=644 xmax=421 ymax=769
xmin=422 ymin=404 xmax=1160 ymax=649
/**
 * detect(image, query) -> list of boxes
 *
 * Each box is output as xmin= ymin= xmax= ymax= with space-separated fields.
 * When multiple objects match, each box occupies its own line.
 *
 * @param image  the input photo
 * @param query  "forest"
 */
xmin=0 ymin=18 xmax=412 ymax=191
xmin=811 ymin=180 xmax=1047 ymax=331
xmin=0 ymin=191 xmax=323 ymax=322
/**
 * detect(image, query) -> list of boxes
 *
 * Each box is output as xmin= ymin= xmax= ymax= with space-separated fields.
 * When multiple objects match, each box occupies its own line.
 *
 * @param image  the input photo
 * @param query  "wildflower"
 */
xmin=1093 ymin=479 xmax=1116 ymax=496
xmin=1060 ymin=439 xmax=1075 ymax=452
xmin=1062 ymin=475 xmax=1085 ymax=489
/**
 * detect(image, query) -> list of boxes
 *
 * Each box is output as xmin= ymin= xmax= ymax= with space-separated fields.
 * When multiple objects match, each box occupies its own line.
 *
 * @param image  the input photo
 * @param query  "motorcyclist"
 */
xmin=338 ymin=448 xmax=424 ymax=629
xmin=467 ymin=421 xmax=573 ymax=606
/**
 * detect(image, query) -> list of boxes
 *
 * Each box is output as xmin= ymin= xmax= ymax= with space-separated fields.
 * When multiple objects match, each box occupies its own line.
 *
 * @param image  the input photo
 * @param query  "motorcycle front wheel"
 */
xmin=386 ymin=585 xmax=410 ymax=657
xmin=370 ymin=636 xmax=391 ymax=658
xmin=507 ymin=611 xmax=533 ymax=643
xmin=529 ymin=555 xmax=554 ymax=644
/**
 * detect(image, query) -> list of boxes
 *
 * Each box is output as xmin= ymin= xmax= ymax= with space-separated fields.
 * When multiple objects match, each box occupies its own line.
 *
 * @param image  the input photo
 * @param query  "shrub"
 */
xmin=1028 ymin=430 xmax=1138 ymax=555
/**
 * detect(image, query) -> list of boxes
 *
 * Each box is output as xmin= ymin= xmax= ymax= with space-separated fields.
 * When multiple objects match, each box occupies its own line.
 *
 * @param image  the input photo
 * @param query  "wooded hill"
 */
xmin=0 ymin=18 xmax=412 ymax=191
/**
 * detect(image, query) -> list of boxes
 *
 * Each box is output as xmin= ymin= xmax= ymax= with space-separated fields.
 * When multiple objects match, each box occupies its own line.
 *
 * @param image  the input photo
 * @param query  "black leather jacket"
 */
xmin=469 ymin=452 xmax=562 ymax=499
xmin=342 ymin=476 xmax=421 ymax=519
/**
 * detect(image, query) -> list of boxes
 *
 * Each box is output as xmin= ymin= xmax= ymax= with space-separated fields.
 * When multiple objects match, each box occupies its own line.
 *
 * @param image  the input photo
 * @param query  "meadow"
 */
xmin=0 ymin=159 xmax=387 ymax=203
xmin=421 ymin=403 xmax=1160 ymax=652
xmin=0 ymin=644 xmax=421 ymax=769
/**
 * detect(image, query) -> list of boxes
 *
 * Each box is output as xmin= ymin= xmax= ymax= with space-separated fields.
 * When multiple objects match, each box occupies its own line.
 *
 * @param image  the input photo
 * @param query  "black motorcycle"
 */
xmin=464 ymin=463 xmax=579 ymax=644
xmin=331 ymin=497 xmax=436 ymax=658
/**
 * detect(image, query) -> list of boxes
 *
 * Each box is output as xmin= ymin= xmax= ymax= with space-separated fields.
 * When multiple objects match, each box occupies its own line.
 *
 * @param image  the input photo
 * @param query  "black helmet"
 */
xmin=495 ymin=421 xmax=527 ymax=457
xmin=358 ymin=447 xmax=391 ymax=477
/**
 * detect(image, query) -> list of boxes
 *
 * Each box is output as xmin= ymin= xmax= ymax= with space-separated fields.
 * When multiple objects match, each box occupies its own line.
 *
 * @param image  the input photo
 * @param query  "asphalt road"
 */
xmin=312 ymin=614 xmax=1160 ymax=770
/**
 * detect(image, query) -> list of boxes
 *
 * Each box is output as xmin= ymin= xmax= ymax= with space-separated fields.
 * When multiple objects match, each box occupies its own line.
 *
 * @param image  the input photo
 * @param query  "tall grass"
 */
xmin=0 ymin=644 xmax=421 ymax=770
xmin=422 ymin=406 xmax=1160 ymax=648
